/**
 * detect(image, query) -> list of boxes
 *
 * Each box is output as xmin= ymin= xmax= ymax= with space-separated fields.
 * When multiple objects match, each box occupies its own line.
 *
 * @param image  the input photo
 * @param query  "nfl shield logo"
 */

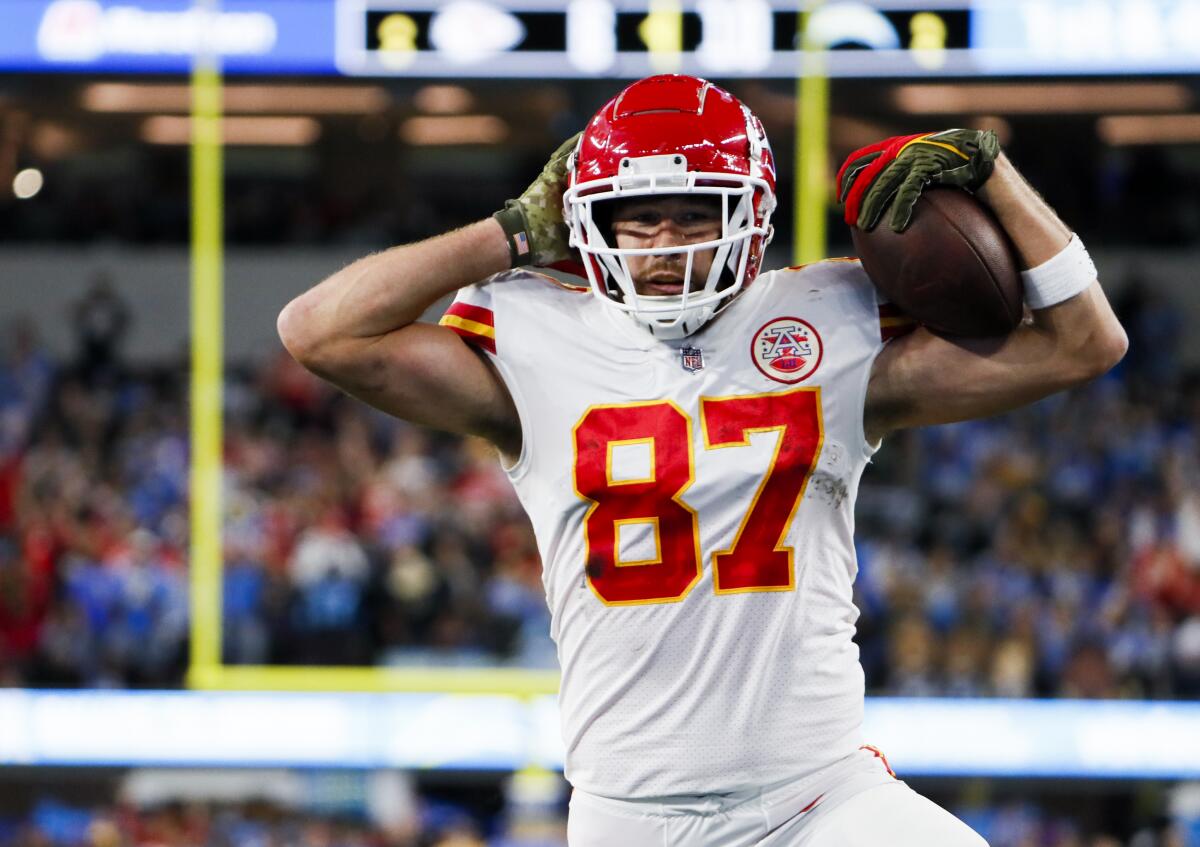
xmin=681 ymin=346 xmax=704 ymax=373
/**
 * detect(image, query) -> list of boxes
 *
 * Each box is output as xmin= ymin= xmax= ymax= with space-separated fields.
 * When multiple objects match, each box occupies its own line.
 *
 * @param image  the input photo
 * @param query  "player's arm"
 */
xmin=277 ymin=220 xmax=522 ymax=449
xmin=862 ymin=153 xmax=1128 ymax=444
xmin=277 ymin=134 xmax=580 ymax=455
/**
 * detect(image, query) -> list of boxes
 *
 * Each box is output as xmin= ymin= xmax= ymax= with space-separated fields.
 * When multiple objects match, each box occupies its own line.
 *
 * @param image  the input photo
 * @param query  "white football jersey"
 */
xmin=439 ymin=260 xmax=910 ymax=799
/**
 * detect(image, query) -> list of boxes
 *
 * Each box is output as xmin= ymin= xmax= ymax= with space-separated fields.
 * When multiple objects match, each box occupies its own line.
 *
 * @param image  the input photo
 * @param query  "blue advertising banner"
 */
xmin=0 ymin=0 xmax=337 ymax=74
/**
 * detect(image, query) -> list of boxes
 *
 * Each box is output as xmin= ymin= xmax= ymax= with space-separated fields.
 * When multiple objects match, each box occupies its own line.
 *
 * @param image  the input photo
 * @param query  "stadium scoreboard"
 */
xmin=6 ymin=0 xmax=1200 ymax=77
xmin=342 ymin=1 xmax=972 ymax=77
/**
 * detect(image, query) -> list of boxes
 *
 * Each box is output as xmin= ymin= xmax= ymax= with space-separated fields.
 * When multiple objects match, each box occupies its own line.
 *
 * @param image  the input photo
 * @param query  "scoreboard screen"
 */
xmin=338 ymin=0 xmax=1200 ymax=78
xmin=358 ymin=9 xmax=972 ymax=57
xmin=339 ymin=1 xmax=978 ymax=78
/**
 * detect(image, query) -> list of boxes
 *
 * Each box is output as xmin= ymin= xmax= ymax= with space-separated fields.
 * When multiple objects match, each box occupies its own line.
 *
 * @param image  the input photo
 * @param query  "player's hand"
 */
xmin=836 ymin=129 xmax=1000 ymax=233
xmin=493 ymin=132 xmax=580 ymax=267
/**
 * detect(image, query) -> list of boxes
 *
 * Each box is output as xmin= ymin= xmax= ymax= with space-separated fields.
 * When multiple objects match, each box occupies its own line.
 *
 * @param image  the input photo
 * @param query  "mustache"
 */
xmin=641 ymin=255 xmax=694 ymax=279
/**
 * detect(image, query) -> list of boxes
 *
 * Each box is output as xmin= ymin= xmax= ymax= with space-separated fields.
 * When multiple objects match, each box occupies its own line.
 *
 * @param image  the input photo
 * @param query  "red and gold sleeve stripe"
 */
xmin=439 ymin=302 xmax=496 ymax=354
xmin=878 ymin=303 xmax=917 ymax=342
xmin=861 ymin=744 xmax=898 ymax=779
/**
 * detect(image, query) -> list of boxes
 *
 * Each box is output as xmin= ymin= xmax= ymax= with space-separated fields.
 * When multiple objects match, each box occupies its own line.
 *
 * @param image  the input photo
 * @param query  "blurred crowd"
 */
xmin=854 ymin=277 xmax=1200 ymax=699
xmin=0 ymin=273 xmax=1198 ymax=697
xmin=2 ymin=791 xmax=1195 ymax=847
xmin=0 ymin=768 xmax=569 ymax=847
xmin=0 ymin=277 xmax=547 ymax=688
xmin=1 ymin=798 xmax=535 ymax=847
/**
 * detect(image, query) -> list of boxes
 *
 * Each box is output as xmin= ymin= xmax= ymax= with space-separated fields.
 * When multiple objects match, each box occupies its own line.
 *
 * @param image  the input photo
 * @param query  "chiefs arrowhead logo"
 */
xmin=750 ymin=317 xmax=823 ymax=384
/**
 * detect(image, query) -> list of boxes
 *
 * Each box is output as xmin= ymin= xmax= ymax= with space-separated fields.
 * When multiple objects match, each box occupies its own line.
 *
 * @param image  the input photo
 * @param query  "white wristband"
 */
xmin=1021 ymin=234 xmax=1097 ymax=310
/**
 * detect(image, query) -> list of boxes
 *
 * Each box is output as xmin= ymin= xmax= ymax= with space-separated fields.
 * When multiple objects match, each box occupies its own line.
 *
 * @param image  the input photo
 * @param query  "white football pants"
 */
xmin=567 ymin=747 xmax=989 ymax=847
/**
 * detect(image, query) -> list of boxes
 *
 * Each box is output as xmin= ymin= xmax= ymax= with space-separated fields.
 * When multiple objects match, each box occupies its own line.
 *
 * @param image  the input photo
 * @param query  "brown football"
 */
xmin=850 ymin=187 xmax=1023 ymax=337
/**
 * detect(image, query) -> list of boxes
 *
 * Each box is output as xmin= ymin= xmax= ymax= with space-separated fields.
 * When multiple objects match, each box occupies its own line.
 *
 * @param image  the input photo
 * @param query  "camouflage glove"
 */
xmin=493 ymin=132 xmax=580 ymax=267
xmin=836 ymin=129 xmax=1000 ymax=232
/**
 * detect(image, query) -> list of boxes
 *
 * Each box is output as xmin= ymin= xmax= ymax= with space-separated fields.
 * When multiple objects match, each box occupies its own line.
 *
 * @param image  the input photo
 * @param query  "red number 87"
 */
xmin=572 ymin=388 xmax=824 ymax=606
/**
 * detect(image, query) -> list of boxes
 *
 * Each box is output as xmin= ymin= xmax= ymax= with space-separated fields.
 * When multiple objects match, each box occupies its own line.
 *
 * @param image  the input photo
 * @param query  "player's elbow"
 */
xmin=1072 ymin=320 xmax=1128 ymax=381
xmin=278 ymin=296 xmax=392 ymax=396
xmin=1101 ymin=323 xmax=1129 ymax=370
xmin=277 ymin=296 xmax=329 ymax=372
xmin=277 ymin=299 xmax=307 ymax=361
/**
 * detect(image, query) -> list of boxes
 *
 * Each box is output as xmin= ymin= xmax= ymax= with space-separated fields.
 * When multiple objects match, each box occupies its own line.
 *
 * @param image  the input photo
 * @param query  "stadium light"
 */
xmin=1097 ymin=114 xmax=1200 ymax=145
xmin=969 ymin=115 xmax=1013 ymax=145
xmin=142 ymin=115 xmax=322 ymax=146
xmin=84 ymin=83 xmax=392 ymax=115
xmin=893 ymin=82 xmax=1193 ymax=115
xmin=399 ymin=115 xmax=508 ymax=145
xmin=411 ymin=84 xmax=475 ymax=115
xmin=12 ymin=167 xmax=43 ymax=199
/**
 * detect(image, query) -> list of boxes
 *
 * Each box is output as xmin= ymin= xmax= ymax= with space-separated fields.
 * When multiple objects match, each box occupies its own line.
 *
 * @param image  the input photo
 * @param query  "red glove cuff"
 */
xmin=837 ymin=132 xmax=929 ymax=227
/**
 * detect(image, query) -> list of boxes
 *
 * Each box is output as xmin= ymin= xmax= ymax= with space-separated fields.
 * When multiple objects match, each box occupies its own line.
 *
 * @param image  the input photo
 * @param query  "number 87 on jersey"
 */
xmin=572 ymin=388 xmax=824 ymax=606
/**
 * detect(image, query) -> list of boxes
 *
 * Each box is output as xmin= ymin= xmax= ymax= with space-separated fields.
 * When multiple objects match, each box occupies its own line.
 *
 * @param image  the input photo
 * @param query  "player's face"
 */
xmin=610 ymin=196 xmax=722 ymax=296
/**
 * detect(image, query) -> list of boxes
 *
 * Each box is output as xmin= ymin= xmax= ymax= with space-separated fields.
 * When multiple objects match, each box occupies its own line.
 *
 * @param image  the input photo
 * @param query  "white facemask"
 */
xmin=565 ymin=153 xmax=775 ymax=340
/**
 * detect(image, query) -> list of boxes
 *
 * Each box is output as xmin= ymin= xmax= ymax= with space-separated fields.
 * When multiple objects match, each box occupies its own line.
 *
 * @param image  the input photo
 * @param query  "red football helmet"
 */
xmin=564 ymin=75 xmax=776 ymax=339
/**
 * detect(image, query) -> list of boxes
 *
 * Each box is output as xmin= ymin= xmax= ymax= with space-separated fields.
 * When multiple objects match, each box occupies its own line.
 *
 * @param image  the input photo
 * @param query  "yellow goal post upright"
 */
xmin=187 ymin=0 xmax=224 ymax=690
xmin=795 ymin=0 xmax=830 ymax=267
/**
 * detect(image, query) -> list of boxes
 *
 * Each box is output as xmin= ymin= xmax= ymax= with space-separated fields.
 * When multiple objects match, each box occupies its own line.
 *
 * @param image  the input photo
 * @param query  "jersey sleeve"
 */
xmin=876 ymin=298 xmax=917 ymax=342
xmin=436 ymin=275 xmax=536 ymax=478
xmin=439 ymin=287 xmax=497 ymax=355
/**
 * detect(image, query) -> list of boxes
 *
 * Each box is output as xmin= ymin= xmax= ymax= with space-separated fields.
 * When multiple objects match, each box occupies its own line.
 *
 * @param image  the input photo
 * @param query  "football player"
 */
xmin=278 ymin=76 xmax=1126 ymax=845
